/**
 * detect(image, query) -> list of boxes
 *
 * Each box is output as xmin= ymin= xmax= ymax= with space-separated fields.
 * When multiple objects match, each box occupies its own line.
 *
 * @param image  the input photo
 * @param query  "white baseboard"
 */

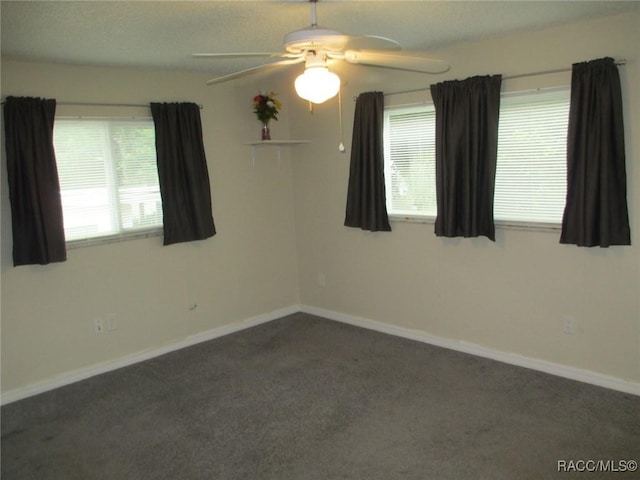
xmin=0 ymin=305 xmax=300 ymax=406
xmin=300 ymin=304 xmax=640 ymax=397
xmin=3 ymin=303 xmax=638 ymax=405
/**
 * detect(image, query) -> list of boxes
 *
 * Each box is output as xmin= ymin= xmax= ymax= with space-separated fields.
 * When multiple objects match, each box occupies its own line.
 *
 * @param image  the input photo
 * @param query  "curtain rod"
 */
xmin=1 ymin=100 xmax=204 ymax=109
xmin=381 ymin=59 xmax=627 ymax=98
xmin=58 ymin=101 xmax=204 ymax=109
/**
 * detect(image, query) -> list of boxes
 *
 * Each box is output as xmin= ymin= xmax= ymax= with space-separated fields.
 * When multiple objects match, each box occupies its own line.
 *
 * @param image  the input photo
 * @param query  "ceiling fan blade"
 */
xmin=346 ymin=35 xmax=401 ymax=51
xmin=194 ymin=52 xmax=299 ymax=59
xmin=344 ymin=50 xmax=450 ymax=74
xmin=205 ymin=57 xmax=305 ymax=86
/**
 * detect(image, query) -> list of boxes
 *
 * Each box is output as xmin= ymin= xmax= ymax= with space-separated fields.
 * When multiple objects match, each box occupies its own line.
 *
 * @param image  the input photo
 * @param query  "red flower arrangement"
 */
xmin=252 ymin=91 xmax=282 ymax=124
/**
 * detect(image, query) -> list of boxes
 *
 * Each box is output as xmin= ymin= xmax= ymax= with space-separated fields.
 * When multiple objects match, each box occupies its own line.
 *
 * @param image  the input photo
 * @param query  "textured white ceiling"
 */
xmin=1 ymin=0 xmax=637 ymax=78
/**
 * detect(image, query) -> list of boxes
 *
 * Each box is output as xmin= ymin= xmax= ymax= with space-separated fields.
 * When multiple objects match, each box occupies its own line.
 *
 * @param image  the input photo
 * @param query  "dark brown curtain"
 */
xmin=151 ymin=102 xmax=216 ymax=245
xmin=560 ymin=57 xmax=630 ymax=247
xmin=3 ymin=96 xmax=67 ymax=266
xmin=344 ymin=91 xmax=391 ymax=232
xmin=430 ymin=75 xmax=502 ymax=241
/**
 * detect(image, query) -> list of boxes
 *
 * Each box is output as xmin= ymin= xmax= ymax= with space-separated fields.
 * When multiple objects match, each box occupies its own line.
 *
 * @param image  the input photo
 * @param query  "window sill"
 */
xmin=495 ymin=220 xmax=561 ymax=233
xmin=389 ymin=214 xmax=436 ymax=224
xmin=66 ymin=228 xmax=163 ymax=249
xmin=388 ymin=215 xmax=561 ymax=233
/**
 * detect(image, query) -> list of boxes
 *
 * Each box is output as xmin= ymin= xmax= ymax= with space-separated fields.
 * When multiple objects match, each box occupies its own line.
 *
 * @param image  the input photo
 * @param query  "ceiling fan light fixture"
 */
xmin=199 ymin=1 xmax=450 ymax=90
xmin=295 ymin=66 xmax=340 ymax=104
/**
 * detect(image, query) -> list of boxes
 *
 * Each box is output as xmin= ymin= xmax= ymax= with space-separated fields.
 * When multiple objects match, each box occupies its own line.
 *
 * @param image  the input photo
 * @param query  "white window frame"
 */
xmin=383 ymin=103 xmax=437 ymax=221
xmin=494 ymin=88 xmax=570 ymax=228
xmin=383 ymin=87 xmax=570 ymax=229
xmin=53 ymin=117 xmax=163 ymax=247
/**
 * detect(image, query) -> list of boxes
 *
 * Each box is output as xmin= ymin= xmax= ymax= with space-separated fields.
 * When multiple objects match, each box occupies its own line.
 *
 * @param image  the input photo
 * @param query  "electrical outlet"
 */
xmin=106 ymin=313 xmax=117 ymax=331
xmin=317 ymin=272 xmax=326 ymax=288
xmin=93 ymin=318 xmax=104 ymax=334
xmin=563 ymin=315 xmax=576 ymax=335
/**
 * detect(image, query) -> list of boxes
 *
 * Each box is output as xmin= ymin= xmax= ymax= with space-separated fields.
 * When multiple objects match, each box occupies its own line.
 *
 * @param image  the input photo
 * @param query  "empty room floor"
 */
xmin=2 ymin=313 xmax=639 ymax=479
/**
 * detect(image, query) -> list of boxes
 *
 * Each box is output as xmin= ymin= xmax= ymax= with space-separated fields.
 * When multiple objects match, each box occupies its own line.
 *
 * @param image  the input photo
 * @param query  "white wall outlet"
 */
xmin=106 ymin=313 xmax=117 ymax=331
xmin=563 ymin=315 xmax=576 ymax=335
xmin=317 ymin=272 xmax=326 ymax=288
xmin=93 ymin=318 xmax=104 ymax=333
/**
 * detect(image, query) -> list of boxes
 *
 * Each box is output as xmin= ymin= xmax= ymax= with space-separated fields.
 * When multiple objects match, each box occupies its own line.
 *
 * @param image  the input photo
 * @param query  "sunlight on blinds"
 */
xmin=495 ymin=89 xmax=569 ymax=224
xmin=53 ymin=119 xmax=162 ymax=242
xmin=384 ymin=105 xmax=436 ymax=217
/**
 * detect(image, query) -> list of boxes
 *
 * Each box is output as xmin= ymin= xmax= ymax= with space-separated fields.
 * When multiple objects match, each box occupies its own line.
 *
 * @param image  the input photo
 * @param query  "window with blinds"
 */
xmin=495 ymin=89 xmax=569 ymax=225
xmin=383 ymin=104 xmax=437 ymax=217
xmin=383 ymin=88 xmax=570 ymax=226
xmin=53 ymin=118 xmax=163 ymax=242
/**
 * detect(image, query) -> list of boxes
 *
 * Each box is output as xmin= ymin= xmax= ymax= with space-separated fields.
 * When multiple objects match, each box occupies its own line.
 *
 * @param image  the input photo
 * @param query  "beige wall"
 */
xmin=290 ymin=12 xmax=640 ymax=384
xmin=1 ymin=62 xmax=301 ymax=394
xmin=1 ymin=11 xmax=638 ymax=397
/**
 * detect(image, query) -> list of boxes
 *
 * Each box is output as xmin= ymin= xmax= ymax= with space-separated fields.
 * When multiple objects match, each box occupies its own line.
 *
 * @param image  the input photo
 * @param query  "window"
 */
xmin=495 ymin=89 xmax=569 ymax=224
xmin=383 ymin=88 xmax=570 ymax=226
xmin=384 ymin=104 xmax=437 ymax=217
xmin=53 ymin=118 xmax=162 ymax=242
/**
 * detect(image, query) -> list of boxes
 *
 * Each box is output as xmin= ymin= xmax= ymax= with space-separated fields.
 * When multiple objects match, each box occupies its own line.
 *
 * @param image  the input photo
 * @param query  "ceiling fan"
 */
xmin=194 ymin=0 xmax=450 ymax=104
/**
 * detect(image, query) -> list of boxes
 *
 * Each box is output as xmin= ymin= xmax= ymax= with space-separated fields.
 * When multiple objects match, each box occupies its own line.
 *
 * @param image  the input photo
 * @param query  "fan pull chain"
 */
xmin=338 ymin=88 xmax=346 ymax=153
xmin=310 ymin=0 xmax=318 ymax=27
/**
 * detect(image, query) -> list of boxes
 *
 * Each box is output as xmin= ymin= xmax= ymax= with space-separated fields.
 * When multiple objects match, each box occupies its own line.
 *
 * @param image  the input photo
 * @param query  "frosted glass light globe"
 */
xmin=295 ymin=67 xmax=340 ymax=104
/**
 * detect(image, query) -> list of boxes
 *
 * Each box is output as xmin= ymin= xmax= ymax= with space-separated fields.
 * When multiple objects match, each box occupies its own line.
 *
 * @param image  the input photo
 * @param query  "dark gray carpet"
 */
xmin=2 ymin=313 xmax=639 ymax=479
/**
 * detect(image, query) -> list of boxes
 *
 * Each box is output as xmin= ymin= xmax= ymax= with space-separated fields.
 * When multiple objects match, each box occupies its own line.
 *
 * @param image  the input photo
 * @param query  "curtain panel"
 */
xmin=560 ymin=57 xmax=630 ymax=247
xmin=3 ymin=96 xmax=67 ymax=266
xmin=430 ymin=75 xmax=502 ymax=241
xmin=344 ymin=91 xmax=391 ymax=232
xmin=150 ymin=102 xmax=216 ymax=245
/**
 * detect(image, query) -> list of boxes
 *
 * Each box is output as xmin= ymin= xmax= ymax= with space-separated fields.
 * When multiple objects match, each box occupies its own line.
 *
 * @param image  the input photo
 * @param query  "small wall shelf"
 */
xmin=245 ymin=140 xmax=310 ymax=146
xmin=244 ymin=140 xmax=311 ymax=166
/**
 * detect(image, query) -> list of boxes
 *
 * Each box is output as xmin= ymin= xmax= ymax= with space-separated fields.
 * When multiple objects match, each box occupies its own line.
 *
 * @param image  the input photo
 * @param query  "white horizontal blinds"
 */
xmin=384 ymin=105 xmax=437 ymax=216
xmin=110 ymin=122 xmax=162 ymax=230
xmin=494 ymin=89 xmax=570 ymax=224
xmin=54 ymin=120 xmax=117 ymax=240
xmin=53 ymin=119 xmax=162 ymax=242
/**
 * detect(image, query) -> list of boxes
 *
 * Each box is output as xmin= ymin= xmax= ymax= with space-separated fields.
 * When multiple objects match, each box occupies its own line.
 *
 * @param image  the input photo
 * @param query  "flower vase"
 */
xmin=261 ymin=123 xmax=271 ymax=141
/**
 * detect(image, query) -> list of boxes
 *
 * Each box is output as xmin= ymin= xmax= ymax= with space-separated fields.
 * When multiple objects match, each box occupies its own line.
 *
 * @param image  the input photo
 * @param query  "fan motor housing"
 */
xmin=284 ymin=27 xmax=350 ymax=54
